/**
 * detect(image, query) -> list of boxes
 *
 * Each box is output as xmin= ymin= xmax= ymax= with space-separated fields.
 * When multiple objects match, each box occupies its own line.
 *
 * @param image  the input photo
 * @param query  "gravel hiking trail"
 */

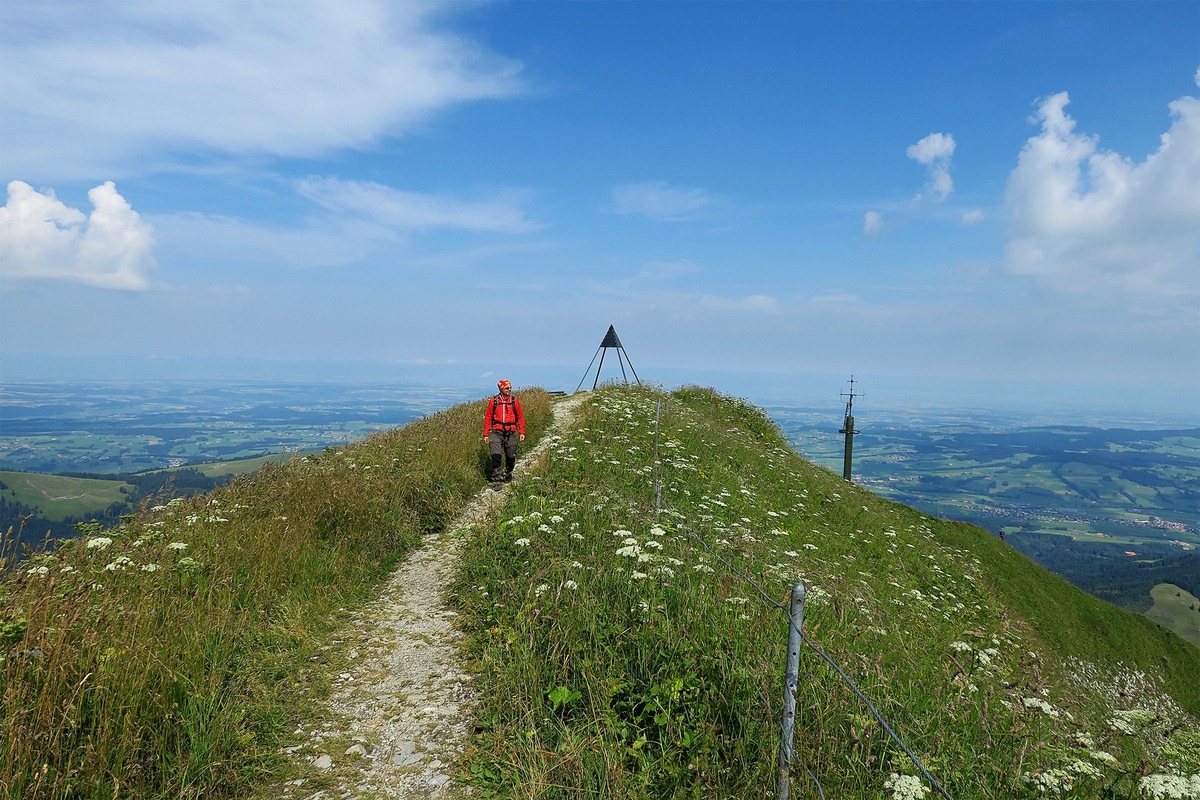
xmin=281 ymin=393 xmax=586 ymax=800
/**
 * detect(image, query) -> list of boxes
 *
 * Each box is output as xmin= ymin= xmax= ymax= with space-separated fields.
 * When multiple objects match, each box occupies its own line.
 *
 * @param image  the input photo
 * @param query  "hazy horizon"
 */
xmin=3 ymin=354 xmax=1196 ymax=428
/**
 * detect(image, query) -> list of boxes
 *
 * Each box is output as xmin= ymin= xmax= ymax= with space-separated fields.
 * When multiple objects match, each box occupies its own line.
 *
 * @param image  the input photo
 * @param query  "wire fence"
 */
xmin=647 ymin=396 xmax=955 ymax=800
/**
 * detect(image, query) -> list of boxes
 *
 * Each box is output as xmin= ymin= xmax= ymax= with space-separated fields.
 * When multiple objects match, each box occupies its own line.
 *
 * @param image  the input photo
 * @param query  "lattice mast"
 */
xmin=838 ymin=375 xmax=862 ymax=482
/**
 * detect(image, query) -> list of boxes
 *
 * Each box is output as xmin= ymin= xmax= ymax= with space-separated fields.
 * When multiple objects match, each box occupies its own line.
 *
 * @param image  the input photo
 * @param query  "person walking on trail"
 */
xmin=483 ymin=379 xmax=525 ymax=485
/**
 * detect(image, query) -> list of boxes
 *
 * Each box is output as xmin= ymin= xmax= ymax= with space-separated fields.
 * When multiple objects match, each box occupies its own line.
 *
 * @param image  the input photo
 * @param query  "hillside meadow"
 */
xmin=2 ymin=385 xmax=1198 ymax=799
xmin=0 ymin=470 xmax=135 ymax=521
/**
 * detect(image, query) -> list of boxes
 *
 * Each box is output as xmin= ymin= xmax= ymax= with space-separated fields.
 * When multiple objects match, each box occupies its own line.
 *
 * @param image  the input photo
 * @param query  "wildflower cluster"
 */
xmin=884 ymin=772 xmax=930 ymax=800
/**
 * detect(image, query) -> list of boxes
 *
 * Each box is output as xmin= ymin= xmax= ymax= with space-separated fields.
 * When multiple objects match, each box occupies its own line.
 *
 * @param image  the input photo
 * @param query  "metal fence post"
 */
xmin=653 ymin=399 xmax=662 ymax=515
xmin=778 ymin=582 xmax=805 ymax=800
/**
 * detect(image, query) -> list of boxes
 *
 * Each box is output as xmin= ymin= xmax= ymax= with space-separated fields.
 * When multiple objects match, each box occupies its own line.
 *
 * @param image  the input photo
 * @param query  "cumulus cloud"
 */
xmin=0 ymin=0 xmax=525 ymax=181
xmin=962 ymin=209 xmax=985 ymax=225
xmin=907 ymin=132 xmax=956 ymax=201
xmin=1004 ymin=84 xmax=1200 ymax=296
xmin=612 ymin=181 xmax=714 ymax=222
xmin=296 ymin=178 xmax=540 ymax=234
xmin=0 ymin=181 xmax=156 ymax=290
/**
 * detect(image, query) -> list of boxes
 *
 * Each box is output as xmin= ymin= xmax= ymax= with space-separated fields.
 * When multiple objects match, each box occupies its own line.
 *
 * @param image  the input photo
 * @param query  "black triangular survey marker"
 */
xmin=600 ymin=325 xmax=622 ymax=348
xmin=575 ymin=325 xmax=641 ymax=392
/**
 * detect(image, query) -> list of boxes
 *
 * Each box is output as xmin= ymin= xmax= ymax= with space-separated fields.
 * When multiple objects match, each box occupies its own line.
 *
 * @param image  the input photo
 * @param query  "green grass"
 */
xmin=0 ymin=391 xmax=554 ymax=800
xmin=0 ymin=470 xmax=135 ymax=520
xmin=177 ymin=451 xmax=309 ymax=478
xmin=453 ymin=385 xmax=1200 ymax=799
xmin=3 ymin=384 xmax=1198 ymax=800
xmin=1146 ymin=584 xmax=1200 ymax=649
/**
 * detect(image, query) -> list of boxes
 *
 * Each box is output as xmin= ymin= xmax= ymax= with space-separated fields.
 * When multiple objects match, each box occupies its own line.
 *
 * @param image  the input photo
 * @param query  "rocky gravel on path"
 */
xmin=281 ymin=394 xmax=586 ymax=799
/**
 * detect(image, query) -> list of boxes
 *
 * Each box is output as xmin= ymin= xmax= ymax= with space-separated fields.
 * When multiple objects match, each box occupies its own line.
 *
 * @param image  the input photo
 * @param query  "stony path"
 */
xmin=283 ymin=394 xmax=585 ymax=799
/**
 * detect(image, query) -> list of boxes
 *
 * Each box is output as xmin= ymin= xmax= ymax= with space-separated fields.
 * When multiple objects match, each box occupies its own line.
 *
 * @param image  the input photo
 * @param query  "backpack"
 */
xmin=491 ymin=394 xmax=519 ymax=430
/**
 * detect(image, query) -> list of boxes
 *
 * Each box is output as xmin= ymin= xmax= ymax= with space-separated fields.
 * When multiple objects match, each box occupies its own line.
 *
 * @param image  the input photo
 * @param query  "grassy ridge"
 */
xmin=0 ymin=390 xmax=554 ymax=800
xmin=3 ymin=384 xmax=1197 ymax=799
xmin=454 ymin=385 xmax=1200 ymax=799
xmin=185 ymin=452 xmax=307 ymax=478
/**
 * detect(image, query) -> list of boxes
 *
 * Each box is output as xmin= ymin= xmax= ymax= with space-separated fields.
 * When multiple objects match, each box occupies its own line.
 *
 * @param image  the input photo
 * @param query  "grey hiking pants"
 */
xmin=488 ymin=430 xmax=518 ymax=480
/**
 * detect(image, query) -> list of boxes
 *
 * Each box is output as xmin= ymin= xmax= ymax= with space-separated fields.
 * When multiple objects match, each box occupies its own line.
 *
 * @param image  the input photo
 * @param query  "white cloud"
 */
xmin=296 ymin=178 xmax=540 ymax=234
xmin=1003 ymin=86 xmax=1200 ymax=296
xmin=962 ymin=209 xmax=984 ymax=225
xmin=635 ymin=260 xmax=703 ymax=281
xmin=0 ymin=1 xmax=525 ymax=182
xmin=145 ymin=178 xmax=542 ymax=273
xmin=654 ymin=291 xmax=781 ymax=316
xmin=907 ymin=132 xmax=956 ymax=201
xmin=0 ymin=181 xmax=156 ymax=290
xmin=612 ymin=182 xmax=713 ymax=222
xmin=863 ymin=211 xmax=883 ymax=236
xmin=148 ymin=211 xmax=387 ymax=270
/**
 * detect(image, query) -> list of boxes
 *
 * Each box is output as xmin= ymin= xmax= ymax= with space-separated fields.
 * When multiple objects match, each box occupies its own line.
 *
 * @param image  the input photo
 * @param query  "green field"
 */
xmin=0 ymin=470 xmax=135 ymax=521
xmin=183 ymin=451 xmax=307 ymax=478
xmin=2 ymin=427 xmax=359 ymax=475
xmin=1147 ymin=583 xmax=1200 ymax=649
xmin=797 ymin=426 xmax=1200 ymax=550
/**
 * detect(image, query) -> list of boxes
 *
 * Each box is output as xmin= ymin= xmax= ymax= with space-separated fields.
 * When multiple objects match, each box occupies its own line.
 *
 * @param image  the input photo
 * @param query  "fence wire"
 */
xmin=645 ymin=393 xmax=954 ymax=800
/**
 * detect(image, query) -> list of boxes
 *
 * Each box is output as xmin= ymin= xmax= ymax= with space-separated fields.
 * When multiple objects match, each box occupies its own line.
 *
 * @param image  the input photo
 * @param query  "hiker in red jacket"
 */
xmin=483 ymin=379 xmax=525 ymax=484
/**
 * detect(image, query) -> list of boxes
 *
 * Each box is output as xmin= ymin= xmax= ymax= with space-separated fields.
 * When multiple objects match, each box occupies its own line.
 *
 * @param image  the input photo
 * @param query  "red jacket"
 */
xmin=484 ymin=393 xmax=525 ymax=436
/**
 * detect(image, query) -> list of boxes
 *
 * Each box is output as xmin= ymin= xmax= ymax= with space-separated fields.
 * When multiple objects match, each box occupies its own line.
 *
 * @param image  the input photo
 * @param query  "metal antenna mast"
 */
xmin=838 ymin=375 xmax=862 ymax=482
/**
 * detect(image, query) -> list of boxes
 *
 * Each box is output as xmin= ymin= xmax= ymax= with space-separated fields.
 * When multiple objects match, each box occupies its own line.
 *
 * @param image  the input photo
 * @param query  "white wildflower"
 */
xmin=1138 ymin=773 xmax=1200 ymax=799
xmin=1021 ymin=768 xmax=1075 ymax=793
xmin=883 ymin=772 xmax=930 ymax=799
xmin=1023 ymin=697 xmax=1060 ymax=718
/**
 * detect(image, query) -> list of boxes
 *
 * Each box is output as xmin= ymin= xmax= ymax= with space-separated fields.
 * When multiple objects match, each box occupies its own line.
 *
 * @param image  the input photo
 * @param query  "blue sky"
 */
xmin=1 ymin=1 xmax=1198 ymax=417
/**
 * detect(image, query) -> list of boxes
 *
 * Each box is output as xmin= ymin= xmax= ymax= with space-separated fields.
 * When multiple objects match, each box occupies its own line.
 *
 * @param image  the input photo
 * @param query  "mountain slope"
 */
xmin=453 ymin=385 xmax=1200 ymax=799
xmin=3 ymin=384 xmax=1196 ymax=800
